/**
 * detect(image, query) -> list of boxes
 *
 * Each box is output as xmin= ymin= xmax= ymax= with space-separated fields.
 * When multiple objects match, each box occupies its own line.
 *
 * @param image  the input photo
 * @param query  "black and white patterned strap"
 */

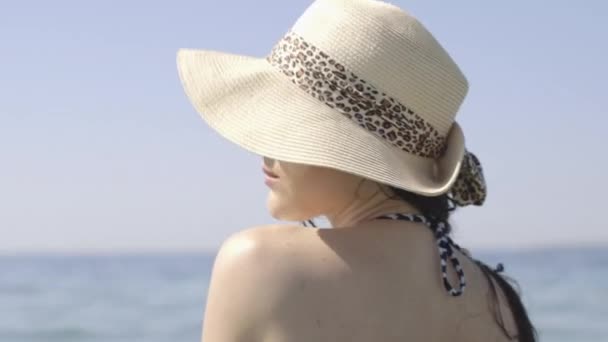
xmin=375 ymin=213 xmax=467 ymax=297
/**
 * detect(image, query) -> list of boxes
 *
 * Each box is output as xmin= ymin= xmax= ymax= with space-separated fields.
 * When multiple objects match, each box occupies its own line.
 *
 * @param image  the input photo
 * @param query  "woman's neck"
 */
xmin=325 ymin=186 xmax=420 ymax=228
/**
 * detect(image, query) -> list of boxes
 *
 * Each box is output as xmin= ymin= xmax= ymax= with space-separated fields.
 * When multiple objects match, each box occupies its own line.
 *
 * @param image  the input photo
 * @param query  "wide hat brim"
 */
xmin=177 ymin=48 xmax=466 ymax=196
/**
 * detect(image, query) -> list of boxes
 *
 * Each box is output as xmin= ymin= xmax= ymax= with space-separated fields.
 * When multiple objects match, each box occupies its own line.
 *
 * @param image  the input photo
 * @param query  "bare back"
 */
xmin=258 ymin=221 xmax=519 ymax=342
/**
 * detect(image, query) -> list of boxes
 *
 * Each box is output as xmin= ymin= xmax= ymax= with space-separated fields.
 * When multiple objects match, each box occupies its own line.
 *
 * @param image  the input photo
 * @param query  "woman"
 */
xmin=177 ymin=0 xmax=537 ymax=341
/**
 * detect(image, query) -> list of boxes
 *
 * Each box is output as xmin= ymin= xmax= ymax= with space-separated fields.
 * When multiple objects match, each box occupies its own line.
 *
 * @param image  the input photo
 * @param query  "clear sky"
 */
xmin=1 ymin=0 xmax=606 ymax=253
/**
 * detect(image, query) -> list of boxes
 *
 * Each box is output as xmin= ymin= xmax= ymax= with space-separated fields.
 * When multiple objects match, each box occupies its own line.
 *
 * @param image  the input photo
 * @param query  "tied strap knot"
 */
xmin=432 ymin=221 xmax=466 ymax=296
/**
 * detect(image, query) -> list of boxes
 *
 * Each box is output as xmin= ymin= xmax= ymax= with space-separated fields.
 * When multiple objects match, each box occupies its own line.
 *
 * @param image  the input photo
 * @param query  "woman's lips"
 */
xmin=263 ymin=167 xmax=279 ymax=187
xmin=262 ymin=167 xmax=279 ymax=179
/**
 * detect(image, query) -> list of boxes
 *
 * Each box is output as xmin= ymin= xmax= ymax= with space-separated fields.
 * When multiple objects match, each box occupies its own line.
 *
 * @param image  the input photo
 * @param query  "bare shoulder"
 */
xmin=217 ymin=223 xmax=315 ymax=263
xmin=210 ymin=222 xmax=313 ymax=288
xmin=201 ymin=224 xmax=317 ymax=342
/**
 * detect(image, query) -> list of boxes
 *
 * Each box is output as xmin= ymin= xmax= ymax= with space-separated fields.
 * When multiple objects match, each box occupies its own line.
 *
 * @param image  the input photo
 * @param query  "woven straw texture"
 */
xmin=176 ymin=0 xmax=468 ymax=195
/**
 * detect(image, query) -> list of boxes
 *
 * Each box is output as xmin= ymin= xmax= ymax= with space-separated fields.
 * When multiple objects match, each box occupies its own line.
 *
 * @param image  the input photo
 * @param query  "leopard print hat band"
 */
xmin=268 ymin=31 xmax=487 ymax=207
xmin=267 ymin=31 xmax=446 ymax=159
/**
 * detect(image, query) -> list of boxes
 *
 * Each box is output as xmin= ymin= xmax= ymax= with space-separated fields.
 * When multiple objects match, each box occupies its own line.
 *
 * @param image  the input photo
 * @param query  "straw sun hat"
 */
xmin=177 ymin=0 xmax=487 ymax=206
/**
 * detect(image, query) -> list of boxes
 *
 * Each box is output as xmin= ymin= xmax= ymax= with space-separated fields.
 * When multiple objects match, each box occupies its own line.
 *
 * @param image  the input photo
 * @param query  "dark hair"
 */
xmin=303 ymin=187 xmax=537 ymax=341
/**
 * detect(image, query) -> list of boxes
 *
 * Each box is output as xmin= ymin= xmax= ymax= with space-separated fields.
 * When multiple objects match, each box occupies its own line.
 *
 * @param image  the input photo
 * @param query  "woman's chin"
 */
xmin=266 ymin=193 xmax=305 ymax=221
xmin=266 ymin=193 xmax=287 ymax=219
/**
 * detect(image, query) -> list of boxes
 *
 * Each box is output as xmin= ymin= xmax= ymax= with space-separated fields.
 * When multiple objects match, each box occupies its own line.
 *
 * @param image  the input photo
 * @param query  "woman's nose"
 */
xmin=263 ymin=156 xmax=275 ymax=169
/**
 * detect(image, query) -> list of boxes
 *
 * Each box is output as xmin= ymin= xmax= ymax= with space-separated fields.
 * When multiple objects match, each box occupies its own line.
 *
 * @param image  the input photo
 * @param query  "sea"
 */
xmin=1 ymin=247 xmax=606 ymax=342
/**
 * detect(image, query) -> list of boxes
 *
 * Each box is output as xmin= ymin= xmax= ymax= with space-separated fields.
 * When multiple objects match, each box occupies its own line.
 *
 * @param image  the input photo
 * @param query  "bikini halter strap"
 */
xmin=374 ymin=213 xmax=503 ymax=297
xmin=303 ymin=214 xmax=505 ymax=297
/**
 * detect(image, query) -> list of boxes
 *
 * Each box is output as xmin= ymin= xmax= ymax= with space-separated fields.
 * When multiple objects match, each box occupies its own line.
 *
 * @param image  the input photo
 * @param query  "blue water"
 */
xmin=1 ymin=248 xmax=606 ymax=342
